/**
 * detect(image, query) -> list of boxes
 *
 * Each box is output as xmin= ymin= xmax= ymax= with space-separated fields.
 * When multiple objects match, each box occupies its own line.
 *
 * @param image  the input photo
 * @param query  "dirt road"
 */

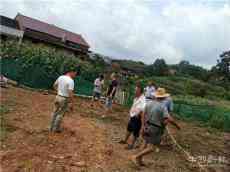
xmin=1 ymin=86 xmax=229 ymax=172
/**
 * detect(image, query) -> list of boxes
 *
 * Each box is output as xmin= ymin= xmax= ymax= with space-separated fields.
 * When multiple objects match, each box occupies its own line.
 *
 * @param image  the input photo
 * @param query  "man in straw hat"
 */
xmin=131 ymin=87 xmax=181 ymax=166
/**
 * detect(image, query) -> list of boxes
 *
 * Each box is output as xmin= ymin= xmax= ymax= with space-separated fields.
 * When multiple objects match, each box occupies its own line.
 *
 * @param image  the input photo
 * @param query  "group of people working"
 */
xmin=92 ymin=73 xmax=118 ymax=114
xmin=119 ymin=81 xmax=181 ymax=166
xmin=49 ymin=68 xmax=181 ymax=167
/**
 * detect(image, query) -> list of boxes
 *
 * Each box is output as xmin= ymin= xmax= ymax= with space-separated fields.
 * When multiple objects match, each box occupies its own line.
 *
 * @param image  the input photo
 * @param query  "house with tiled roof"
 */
xmin=15 ymin=13 xmax=90 ymax=55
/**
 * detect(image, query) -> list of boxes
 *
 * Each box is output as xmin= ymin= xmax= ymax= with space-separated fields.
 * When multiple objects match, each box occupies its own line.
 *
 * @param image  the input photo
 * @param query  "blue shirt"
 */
xmin=161 ymin=97 xmax=173 ymax=113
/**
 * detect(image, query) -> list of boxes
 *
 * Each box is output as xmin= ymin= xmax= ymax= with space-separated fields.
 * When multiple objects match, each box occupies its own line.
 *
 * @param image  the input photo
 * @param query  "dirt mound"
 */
xmin=0 ymin=86 xmax=229 ymax=172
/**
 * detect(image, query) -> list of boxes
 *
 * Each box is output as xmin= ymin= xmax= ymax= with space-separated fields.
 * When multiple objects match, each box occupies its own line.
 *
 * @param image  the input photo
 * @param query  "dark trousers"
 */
xmin=127 ymin=115 xmax=142 ymax=138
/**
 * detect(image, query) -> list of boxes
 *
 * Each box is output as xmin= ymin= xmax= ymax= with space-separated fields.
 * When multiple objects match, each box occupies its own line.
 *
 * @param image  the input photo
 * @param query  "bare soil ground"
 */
xmin=1 ymin=86 xmax=230 ymax=172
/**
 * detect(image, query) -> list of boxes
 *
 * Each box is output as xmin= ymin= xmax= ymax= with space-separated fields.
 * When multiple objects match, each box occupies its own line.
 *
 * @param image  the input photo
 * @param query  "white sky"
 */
xmin=1 ymin=0 xmax=230 ymax=68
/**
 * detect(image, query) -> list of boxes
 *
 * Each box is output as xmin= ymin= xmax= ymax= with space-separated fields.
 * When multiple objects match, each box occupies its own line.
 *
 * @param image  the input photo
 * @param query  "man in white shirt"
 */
xmin=92 ymin=74 xmax=104 ymax=100
xmin=119 ymin=82 xmax=146 ymax=149
xmin=144 ymin=81 xmax=156 ymax=100
xmin=49 ymin=68 xmax=79 ymax=133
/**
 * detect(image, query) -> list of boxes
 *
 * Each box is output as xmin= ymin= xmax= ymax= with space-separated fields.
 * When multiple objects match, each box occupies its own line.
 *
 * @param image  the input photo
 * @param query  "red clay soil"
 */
xmin=0 ymin=86 xmax=229 ymax=172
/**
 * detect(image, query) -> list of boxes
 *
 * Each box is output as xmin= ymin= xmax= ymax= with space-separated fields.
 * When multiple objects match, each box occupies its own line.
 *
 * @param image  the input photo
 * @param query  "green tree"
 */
xmin=219 ymin=51 xmax=230 ymax=80
xmin=210 ymin=50 xmax=230 ymax=90
xmin=177 ymin=60 xmax=209 ymax=81
xmin=147 ymin=58 xmax=168 ymax=76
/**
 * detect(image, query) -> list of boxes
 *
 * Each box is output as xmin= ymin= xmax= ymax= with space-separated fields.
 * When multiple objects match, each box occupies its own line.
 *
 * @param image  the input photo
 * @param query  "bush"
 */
xmin=185 ymin=80 xmax=208 ymax=97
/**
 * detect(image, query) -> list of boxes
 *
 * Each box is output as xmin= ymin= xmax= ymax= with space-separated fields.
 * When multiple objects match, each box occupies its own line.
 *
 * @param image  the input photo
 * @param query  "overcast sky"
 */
xmin=1 ymin=0 xmax=230 ymax=68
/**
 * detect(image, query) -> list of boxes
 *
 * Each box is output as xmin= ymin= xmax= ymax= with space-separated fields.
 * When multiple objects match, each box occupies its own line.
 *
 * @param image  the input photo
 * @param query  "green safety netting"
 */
xmin=1 ymin=58 xmax=94 ymax=96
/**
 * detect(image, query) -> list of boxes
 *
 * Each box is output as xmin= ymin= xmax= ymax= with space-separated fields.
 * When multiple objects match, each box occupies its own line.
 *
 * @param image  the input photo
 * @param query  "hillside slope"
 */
xmin=1 ymin=86 xmax=229 ymax=172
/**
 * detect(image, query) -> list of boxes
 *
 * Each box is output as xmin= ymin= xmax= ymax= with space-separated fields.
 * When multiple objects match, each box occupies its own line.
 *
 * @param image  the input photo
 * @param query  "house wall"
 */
xmin=0 ymin=25 xmax=24 ymax=38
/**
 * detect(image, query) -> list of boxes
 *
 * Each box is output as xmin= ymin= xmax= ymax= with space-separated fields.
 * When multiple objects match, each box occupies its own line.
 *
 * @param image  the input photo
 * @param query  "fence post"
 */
xmin=122 ymin=91 xmax=125 ymax=105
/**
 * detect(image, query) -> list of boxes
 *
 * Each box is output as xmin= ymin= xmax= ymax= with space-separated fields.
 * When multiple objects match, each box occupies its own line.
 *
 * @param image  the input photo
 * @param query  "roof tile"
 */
xmin=15 ymin=14 xmax=89 ymax=47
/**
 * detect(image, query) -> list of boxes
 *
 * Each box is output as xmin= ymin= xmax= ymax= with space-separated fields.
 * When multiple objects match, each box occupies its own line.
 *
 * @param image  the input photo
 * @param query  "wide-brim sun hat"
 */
xmin=155 ymin=87 xmax=170 ymax=98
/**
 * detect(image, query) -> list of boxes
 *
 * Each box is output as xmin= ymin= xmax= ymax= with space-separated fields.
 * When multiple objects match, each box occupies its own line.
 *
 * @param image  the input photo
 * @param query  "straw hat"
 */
xmin=155 ymin=88 xmax=170 ymax=98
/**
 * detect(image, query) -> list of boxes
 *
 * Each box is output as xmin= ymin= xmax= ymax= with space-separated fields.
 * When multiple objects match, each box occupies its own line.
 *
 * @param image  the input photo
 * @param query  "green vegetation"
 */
xmin=0 ymin=41 xmax=96 ymax=95
xmin=173 ymin=96 xmax=230 ymax=131
xmin=209 ymin=51 xmax=230 ymax=90
xmin=113 ymin=54 xmax=230 ymax=95
xmin=145 ymin=58 xmax=169 ymax=76
xmin=112 ymin=59 xmax=146 ymax=74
